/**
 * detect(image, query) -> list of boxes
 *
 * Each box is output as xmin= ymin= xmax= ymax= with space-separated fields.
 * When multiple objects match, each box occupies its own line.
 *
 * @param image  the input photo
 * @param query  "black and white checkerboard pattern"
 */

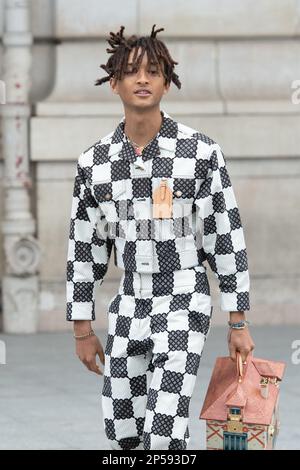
xmin=102 ymin=266 xmax=213 ymax=450
xmin=66 ymin=109 xmax=250 ymax=321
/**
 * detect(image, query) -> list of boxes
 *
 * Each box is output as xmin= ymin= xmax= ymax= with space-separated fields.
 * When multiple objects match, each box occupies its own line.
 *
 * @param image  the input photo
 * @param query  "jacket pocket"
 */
xmin=92 ymin=180 xmax=126 ymax=203
xmin=91 ymin=180 xmax=127 ymax=227
xmin=167 ymin=176 xmax=196 ymax=218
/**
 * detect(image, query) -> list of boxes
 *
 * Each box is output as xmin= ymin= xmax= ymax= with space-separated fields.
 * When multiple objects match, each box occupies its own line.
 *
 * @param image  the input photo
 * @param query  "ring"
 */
xmin=243 ymin=361 xmax=247 ymax=365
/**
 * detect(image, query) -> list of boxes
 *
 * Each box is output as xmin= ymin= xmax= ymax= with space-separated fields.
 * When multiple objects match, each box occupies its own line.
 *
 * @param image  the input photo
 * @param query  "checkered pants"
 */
xmin=101 ymin=265 xmax=213 ymax=450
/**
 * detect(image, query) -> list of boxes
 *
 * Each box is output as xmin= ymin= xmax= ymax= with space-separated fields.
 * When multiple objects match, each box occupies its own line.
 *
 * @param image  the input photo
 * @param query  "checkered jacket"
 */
xmin=66 ymin=109 xmax=250 ymax=320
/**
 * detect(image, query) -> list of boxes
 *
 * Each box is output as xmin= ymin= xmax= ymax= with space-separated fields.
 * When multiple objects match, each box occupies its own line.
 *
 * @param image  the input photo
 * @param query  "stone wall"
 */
xmin=1 ymin=0 xmax=300 ymax=330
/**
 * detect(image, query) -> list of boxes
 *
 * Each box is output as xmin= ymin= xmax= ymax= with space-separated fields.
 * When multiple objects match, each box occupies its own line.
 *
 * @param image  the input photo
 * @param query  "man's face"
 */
xmin=110 ymin=47 xmax=170 ymax=110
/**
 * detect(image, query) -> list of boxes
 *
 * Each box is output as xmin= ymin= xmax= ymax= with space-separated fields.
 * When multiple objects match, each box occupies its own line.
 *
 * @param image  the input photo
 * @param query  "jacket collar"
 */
xmin=108 ymin=109 xmax=178 ymax=161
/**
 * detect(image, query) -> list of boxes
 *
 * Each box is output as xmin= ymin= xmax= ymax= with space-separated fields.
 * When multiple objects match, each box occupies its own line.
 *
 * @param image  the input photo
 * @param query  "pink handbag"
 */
xmin=200 ymin=351 xmax=286 ymax=450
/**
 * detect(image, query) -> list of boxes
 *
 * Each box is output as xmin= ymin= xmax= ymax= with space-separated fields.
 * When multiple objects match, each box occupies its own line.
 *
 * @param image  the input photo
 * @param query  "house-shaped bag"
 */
xmin=200 ymin=352 xmax=286 ymax=450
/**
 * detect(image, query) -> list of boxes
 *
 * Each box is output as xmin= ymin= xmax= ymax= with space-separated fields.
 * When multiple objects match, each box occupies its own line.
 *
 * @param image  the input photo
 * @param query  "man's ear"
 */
xmin=110 ymin=77 xmax=119 ymax=95
xmin=163 ymin=82 xmax=171 ymax=95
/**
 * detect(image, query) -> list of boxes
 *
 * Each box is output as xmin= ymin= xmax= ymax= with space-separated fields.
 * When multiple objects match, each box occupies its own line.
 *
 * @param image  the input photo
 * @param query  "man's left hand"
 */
xmin=228 ymin=327 xmax=255 ymax=363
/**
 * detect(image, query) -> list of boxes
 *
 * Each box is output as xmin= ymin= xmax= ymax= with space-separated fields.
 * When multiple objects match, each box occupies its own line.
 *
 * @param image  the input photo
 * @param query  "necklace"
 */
xmin=126 ymin=135 xmax=154 ymax=156
xmin=124 ymin=113 xmax=163 ymax=156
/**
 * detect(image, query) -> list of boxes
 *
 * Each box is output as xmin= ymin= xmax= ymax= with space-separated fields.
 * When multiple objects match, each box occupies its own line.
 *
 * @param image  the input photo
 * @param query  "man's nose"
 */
xmin=136 ymin=68 xmax=149 ymax=83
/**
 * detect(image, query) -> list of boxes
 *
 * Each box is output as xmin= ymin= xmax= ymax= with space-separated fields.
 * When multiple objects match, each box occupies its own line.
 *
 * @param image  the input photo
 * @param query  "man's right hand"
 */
xmin=74 ymin=320 xmax=105 ymax=375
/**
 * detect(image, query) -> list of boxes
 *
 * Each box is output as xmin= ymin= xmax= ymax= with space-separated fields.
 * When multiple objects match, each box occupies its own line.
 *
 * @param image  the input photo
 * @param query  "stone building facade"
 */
xmin=0 ymin=0 xmax=300 ymax=332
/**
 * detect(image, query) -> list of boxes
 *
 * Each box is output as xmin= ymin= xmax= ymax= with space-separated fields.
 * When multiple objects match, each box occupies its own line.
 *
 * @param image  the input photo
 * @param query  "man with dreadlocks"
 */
xmin=66 ymin=24 xmax=254 ymax=450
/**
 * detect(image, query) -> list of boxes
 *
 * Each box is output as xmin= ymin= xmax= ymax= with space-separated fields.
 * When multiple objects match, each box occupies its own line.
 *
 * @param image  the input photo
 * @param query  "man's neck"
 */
xmin=123 ymin=108 xmax=163 ymax=148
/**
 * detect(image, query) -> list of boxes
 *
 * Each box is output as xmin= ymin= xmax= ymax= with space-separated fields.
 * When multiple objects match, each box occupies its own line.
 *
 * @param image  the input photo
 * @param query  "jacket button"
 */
xmin=175 ymin=190 xmax=182 ymax=197
xmin=105 ymin=193 xmax=112 ymax=200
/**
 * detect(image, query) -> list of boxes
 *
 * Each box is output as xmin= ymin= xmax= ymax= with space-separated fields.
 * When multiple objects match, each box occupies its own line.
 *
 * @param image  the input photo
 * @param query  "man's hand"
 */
xmin=227 ymin=311 xmax=255 ymax=363
xmin=74 ymin=320 xmax=105 ymax=375
xmin=228 ymin=327 xmax=255 ymax=363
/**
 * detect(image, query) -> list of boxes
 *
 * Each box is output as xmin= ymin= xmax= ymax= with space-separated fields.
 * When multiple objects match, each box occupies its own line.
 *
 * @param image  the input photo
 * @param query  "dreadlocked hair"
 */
xmin=94 ymin=24 xmax=181 ymax=89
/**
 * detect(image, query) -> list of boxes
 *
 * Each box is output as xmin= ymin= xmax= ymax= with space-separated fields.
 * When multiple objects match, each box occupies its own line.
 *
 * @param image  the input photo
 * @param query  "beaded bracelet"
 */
xmin=228 ymin=320 xmax=250 ymax=330
xmin=73 ymin=329 xmax=95 ymax=340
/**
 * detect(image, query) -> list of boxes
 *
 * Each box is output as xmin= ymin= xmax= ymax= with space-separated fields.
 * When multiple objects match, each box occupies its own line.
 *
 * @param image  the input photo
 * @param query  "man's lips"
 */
xmin=134 ymin=90 xmax=152 ymax=95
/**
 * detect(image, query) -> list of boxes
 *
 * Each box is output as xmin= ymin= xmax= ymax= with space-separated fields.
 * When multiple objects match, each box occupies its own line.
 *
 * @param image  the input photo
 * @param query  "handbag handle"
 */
xmin=236 ymin=352 xmax=244 ymax=383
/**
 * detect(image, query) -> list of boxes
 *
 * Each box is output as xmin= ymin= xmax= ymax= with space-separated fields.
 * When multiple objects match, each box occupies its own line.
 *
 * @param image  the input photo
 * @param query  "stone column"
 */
xmin=0 ymin=0 xmax=40 ymax=333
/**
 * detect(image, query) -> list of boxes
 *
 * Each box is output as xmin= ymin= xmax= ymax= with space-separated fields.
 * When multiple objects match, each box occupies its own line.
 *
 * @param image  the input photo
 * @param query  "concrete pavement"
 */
xmin=0 ymin=326 xmax=299 ymax=450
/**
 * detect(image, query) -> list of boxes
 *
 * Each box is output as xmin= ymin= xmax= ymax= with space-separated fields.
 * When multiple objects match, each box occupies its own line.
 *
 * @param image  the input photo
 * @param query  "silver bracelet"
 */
xmin=73 ymin=329 xmax=95 ymax=340
xmin=228 ymin=319 xmax=250 ymax=330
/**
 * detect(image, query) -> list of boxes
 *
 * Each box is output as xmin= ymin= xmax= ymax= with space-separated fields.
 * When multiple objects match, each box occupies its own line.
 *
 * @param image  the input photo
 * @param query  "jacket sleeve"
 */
xmin=66 ymin=154 xmax=113 ymax=321
xmin=194 ymin=143 xmax=250 ymax=312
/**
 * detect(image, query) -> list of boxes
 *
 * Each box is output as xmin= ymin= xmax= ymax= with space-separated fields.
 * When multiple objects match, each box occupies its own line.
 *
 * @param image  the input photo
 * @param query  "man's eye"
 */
xmin=124 ymin=69 xmax=159 ymax=75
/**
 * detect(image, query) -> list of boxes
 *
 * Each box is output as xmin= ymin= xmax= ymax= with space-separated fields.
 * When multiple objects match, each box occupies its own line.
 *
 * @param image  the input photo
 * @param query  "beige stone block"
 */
xmin=37 ymin=178 xmax=73 ymax=281
xmin=237 ymin=177 xmax=300 ymax=276
xmin=41 ymin=43 xmax=115 ymax=102
xmin=55 ymin=0 xmax=137 ymax=37
xmin=162 ymin=41 xmax=217 ymax=101
xmin=140 ymin=0 xmax=300 ymax=37
xmin=219 ymin=41 xmax=300 ymax=100
xmin=229 ymin=158 xmax=300 ymax=179
xmin=30 ymin=0 xmax=55 ymax=38
xmin=31 ymin=115 xmax=122 ymax=161
xmin=182 ymin=115 xmax=300 ymax=158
